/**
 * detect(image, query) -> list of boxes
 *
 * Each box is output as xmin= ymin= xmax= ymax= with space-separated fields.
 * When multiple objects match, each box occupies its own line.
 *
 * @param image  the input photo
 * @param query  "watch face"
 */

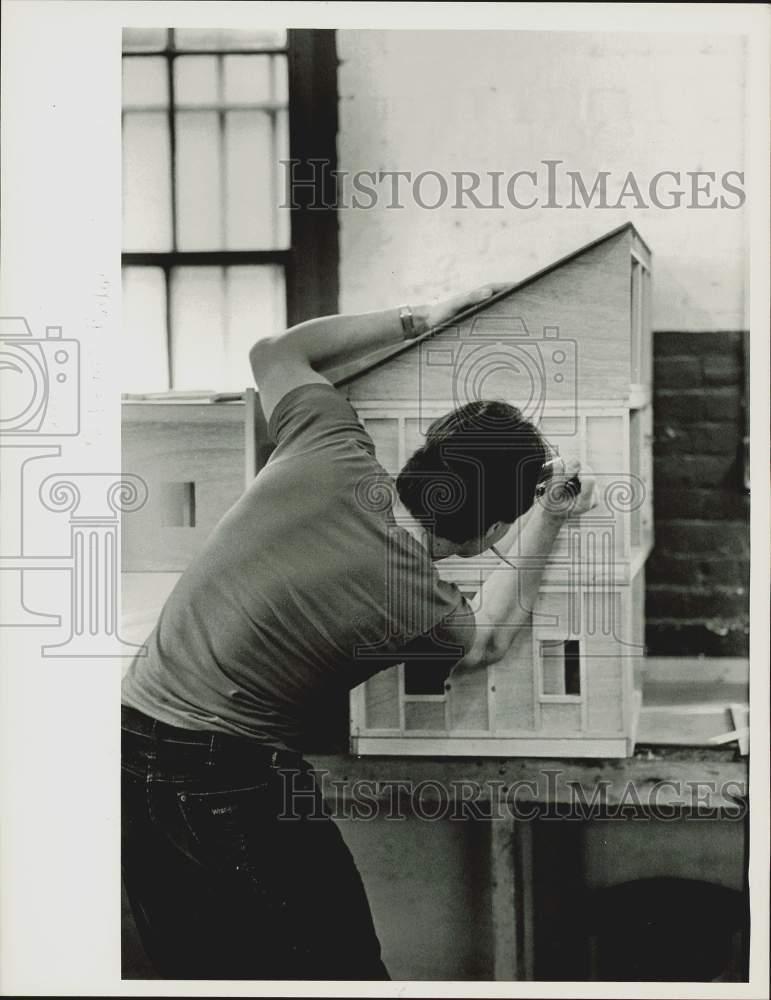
xmin=0 ymin=343 xmax=47 ymax=432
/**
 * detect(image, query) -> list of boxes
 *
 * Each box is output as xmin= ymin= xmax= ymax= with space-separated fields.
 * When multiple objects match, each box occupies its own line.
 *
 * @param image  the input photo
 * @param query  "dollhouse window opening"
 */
xmin=539 ymin=638 xmax=582 ymax=700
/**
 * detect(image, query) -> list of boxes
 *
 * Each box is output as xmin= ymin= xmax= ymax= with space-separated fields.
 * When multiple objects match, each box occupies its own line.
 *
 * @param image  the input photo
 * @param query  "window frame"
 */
xmin=121 ymin=28 xmax=339 ymax=388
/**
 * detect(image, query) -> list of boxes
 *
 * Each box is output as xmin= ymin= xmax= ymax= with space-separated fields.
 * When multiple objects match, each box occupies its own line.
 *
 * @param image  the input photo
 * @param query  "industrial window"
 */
xmin=121 ymin=28 xmax=338 ymax=393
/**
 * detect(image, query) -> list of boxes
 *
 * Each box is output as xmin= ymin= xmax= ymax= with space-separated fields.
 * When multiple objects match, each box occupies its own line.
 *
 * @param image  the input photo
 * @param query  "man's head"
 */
xmin=395 ymin=400 xmax=549 ymax=557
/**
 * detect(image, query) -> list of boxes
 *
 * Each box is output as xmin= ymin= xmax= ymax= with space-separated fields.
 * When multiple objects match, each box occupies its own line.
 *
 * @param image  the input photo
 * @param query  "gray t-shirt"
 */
xmin=121 ymin=383 xmax=474 ymax=750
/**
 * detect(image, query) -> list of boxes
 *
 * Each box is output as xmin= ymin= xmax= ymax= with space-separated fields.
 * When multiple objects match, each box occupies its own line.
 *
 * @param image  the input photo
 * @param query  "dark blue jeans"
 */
xmin=121 ymin=706 xmax=389 ymax=980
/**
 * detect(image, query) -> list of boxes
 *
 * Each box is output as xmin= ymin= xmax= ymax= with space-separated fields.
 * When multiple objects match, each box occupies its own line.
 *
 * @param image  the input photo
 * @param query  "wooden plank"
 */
xmin=363 ymin=666 xmax=401 ymax=730
xmin=122 ymin=400 xmax=245 ymax=425
xmin=352 ymin=735 xmax=632 ymax=758
xmin=641 ymin=656 xmax=749 ymax=686
xmin=637 ymin=706 xmax=735 ymax=745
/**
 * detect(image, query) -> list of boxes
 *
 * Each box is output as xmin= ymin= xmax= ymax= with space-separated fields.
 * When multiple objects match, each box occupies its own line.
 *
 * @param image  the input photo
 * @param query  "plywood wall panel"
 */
xmin=123 ymin=414 xmax=245 ymax=571
xmin=492 ymin=632 xmax=536 ymax=732
xmin=540 ymin=703 xmax=582 ymax=733
xmin=447 ymin=664 xmax=489 ymax=732
xmin=405 ymin=700 xmax=447 ymax=732
xmin=585 ymin=659 xmax=625 ymax=732
xmin=364 ymin=666 xmax=401 ymax=729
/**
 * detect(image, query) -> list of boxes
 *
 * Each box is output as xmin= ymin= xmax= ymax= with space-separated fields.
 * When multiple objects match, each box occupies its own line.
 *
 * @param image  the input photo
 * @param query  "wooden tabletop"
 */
xmin=308 ymin=744 xmax=746 ymax=812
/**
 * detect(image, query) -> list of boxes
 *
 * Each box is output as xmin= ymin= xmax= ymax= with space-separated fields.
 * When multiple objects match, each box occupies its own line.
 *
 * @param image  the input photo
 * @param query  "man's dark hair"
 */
xmin=395 ymin=400 xmax=549 ymax=543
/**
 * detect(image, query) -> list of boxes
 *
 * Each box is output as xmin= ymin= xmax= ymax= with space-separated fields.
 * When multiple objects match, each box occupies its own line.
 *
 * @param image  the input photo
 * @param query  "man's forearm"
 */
xmin=267 ymin=307 xmax=430 ymax=372
xmin=261 ymin=284 xmax=505 ymax=373
xmin=473 ymin=506 xmax=566 ymax=661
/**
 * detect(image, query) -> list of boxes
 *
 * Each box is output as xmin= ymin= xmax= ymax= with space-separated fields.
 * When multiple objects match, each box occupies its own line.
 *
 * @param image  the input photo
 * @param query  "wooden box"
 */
xmin=345 ymin=223 xmax=653 ymax=757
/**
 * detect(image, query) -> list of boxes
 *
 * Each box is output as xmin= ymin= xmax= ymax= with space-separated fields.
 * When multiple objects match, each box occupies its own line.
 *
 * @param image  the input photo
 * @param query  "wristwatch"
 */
xmin=399 ymin=304 xmax=418 ymax=340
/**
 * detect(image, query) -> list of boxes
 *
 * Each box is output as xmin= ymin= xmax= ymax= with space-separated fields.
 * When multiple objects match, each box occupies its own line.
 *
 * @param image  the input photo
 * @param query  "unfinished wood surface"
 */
xmin=309 ymin=746 xmax=746 ymax=811
xmin=446 ymin=659 xmax=489 ymax=731
xmin=404 ymin=700 xmax=447 ymax=732
xmin=640 ymin=402 xmax=654 ymax=554
xmin=352 ymin=581 xmax=642 ymax=752
xmin=122 ymin=405 xmax=246 ymax=571
xmin=640 ymin=657 xmax=749 ymax=686
xmin=637 ymin=706 xmax=735 ymax=745
xmin=347 ymin=228 xmax=634 ymax=406
xmin=364 ymin=665 xmax=401 ymax=730
xmin=351 ymin=735 xmax=632 ymax=758
xmin=492 ymin=626 xmax=536 ymax=732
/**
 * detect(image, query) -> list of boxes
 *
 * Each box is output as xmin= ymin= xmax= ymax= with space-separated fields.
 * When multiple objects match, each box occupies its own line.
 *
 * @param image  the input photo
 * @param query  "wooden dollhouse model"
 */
xmin=342 ymin=223 xmax=653 ymax=757
xmin=122 ymin=222 xmax=653 ymax=759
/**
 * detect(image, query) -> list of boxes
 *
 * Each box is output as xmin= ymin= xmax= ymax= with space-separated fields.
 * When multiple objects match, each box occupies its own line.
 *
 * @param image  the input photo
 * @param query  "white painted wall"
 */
xmin=337 ymin=30 xmax=747 ymax=330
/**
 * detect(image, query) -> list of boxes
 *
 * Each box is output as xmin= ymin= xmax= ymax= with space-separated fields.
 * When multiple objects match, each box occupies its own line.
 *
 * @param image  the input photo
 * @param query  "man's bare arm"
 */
xmin=450 ymin=458 xmax=597 ymax=672
xmin=249 ymin=285 xmax=508 ymax=422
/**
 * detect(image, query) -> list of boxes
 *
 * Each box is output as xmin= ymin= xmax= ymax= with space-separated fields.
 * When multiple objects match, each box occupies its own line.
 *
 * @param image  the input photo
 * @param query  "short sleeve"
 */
xmin=267 ymin=383 xmax=375 ymax=457
xmin=401 ymin=578 xmax=476 ymax=665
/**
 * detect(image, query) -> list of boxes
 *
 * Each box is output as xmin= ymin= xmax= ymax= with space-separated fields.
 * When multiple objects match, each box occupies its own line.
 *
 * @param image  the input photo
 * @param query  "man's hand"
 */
xmin=418 ymin=284 xmax=513 ymax=333
xmin=536 ymin=456 xmax=598 ymax=521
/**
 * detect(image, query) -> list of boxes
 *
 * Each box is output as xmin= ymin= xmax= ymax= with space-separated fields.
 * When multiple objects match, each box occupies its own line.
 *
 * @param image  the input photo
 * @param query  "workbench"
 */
xmin=306 ymin=745 xmax=747 ymax=981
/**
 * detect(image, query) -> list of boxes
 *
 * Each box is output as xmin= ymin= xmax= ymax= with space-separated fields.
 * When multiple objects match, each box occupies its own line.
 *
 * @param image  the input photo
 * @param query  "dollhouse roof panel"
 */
xmin=328 ymin=222 xmax=651 ymax=405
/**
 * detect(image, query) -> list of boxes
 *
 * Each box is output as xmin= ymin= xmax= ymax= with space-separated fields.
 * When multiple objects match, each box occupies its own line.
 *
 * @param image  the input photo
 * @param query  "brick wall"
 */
xmin=646 ymin=331 xmax=749 ymax=656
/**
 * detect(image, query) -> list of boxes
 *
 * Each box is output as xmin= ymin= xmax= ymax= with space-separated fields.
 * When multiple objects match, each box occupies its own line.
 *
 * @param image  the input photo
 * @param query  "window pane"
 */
xmin=275 ymin=108 xmax=291 ymax=248
xmin=122 ymin=268 xmax=169 ymax=391
xmin=175 ymin=111 xmax=223 ymax=249
xmin=170 ymin=267 xmax=225 ymax=389
xmin=224 ymin=111 xmax=274 ymax=249
xmin=272 ymin=54 xmax=288 ymax=103
xmin=224 ymin=266 xmax=286 ymax=389
xmin=223 ymin=55 xmax=271 ymax=104
xmin=174 ymin=55 xmax=219 ymax=105
xmin=122 ymin=56 xmax=168 ymax=108
xmin=167 ymin=266 xmax=285 ymax=391
xmin=123 ymin=27 xmax=167 ymax=52
xmin=122 ymin=112 xmax=172 ymax=251
xmin=173 ymin=28 xmax=286 ymax=51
